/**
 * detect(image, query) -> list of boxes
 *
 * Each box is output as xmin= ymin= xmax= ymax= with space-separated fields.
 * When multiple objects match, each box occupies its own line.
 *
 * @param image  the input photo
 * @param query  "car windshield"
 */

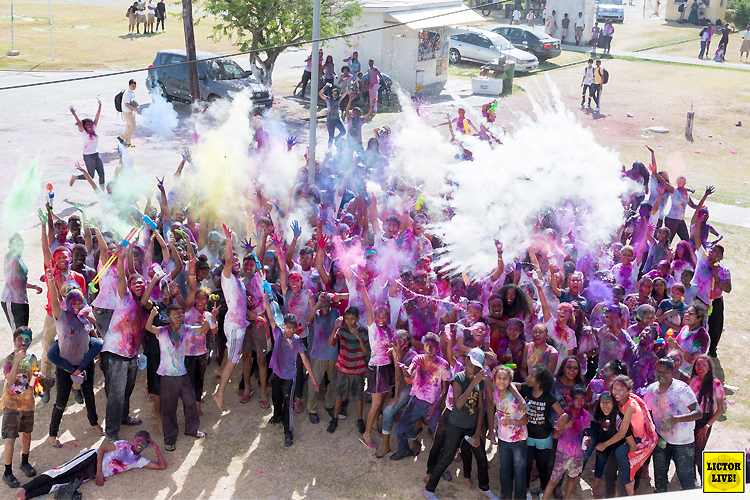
xmin=202 ymin=58 xmax=247 ymax=80
xmin=487 ymin=34 xmax=513 ymax=51
xmin=600 ymin=0 xmax=623 ymax=4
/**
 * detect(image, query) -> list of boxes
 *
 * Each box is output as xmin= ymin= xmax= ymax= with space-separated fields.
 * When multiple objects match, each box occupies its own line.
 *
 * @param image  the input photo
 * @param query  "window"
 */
xmin=475 ymin=35 xmax=494 ymax=49
xmin=494 ymin=27 xmax=509 ymax=37
xmin=202 ymin=58 xmax=247 ymax=80
xmin=165 ymin=54 xmax=187 ymax=75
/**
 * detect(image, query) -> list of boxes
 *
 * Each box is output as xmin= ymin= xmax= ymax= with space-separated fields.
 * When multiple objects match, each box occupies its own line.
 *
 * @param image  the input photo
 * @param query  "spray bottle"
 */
xmin=253 ymin=252 xmax=283 ymax=328
xmin=46 ymin=183 xmax=54 ymax=209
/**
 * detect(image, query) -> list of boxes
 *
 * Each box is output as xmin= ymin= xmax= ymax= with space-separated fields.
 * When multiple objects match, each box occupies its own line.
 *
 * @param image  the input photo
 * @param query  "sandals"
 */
xmin=165 ymin=444 xmax=176 ymax=452
xmin=294 ymin=400 xmax=304 ymax=414
xmin=240 ymin=394 xmax=251 ymax=404
xmin=359 ymin=437 xmax=378 ymax=449
xmin=259 ymin=399 xmax=270 ymax=410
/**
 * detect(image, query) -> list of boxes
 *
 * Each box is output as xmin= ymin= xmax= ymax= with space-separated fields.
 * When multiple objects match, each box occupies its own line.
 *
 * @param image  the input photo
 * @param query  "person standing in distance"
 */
xmin=118 ymin=80 xmax=138 ymax=148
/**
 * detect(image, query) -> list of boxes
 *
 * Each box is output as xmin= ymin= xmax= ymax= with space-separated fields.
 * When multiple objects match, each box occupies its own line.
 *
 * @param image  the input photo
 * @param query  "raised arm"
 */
xmin=116 ymin=247 xmax=127 ymax=299
xmin=184 ymin=258 xmax=198 ymax=311
xmin=361 ymin=277 xmax=373 ymax=326
xmin=70 ymin=106 xmax=84 ymax=132
xmin=156 ymin=177 xmax=171 ymax=223
xmin=145 ymin=307 xmax=160 ymax=335
xmin=548 ymin=263 xmax=562 ymax=299
xmin=75 ymin=162 xmax=99 ymax=192
xmin=93 ymin=99 xmax=102 ymax=126
xmin=45 ymin=268 xmax=61 ymax=319
xmin=490 ymin=243 xmax=504 ymax=283
xmin=197 ymin=205 xmax=208 ymax=250
xmin=314 ymin=235 xmax=330 ymax=284
xmin=167 ymin=240 xmax=184 ymax=280
xmin=645 ymin=146 xmax=674 ymax=194
xmin=39 ymin=210 xmax=52 ymax=267
xmin=222 ymin=224 xmax=233 ymax=279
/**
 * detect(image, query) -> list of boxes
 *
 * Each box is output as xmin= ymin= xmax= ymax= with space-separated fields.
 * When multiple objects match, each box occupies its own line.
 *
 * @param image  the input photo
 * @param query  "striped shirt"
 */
xmin=334 ymin=326 xmax=368 ymax=375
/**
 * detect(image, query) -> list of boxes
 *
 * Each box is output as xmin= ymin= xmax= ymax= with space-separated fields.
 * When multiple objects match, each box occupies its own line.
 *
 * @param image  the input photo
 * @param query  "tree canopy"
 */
xmin=199 ymin=0 xmax=362 ymax=86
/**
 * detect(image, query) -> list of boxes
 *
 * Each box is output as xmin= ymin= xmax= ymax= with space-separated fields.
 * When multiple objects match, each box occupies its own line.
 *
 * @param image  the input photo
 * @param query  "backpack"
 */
xmin=126 ymin=8 xmax=130 ymax=17
xmin=678 ymin=3 xmax=685 ymax=12
xmin=114 ymin=90 xmax=124 ymax=112
xmin=599 ymin=68 xmax=609 ymax=84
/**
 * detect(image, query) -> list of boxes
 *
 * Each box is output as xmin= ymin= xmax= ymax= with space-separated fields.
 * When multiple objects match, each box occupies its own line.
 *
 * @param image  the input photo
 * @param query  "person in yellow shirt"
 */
xmin=592 ymin=59 xmax=604 ymax=112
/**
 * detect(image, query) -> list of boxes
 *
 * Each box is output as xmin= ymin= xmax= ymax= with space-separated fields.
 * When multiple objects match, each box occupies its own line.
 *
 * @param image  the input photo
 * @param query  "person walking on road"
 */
xmin=526 ymin=9 xmax=535 ymax=26
xmin=592 ymin=59 xmax=605 ymax=112
xmin=581 ymin=59 xmax=596 ymax=108
xmin=118 ymin=80 xmax=138 ymax=147
xmin=512 ymin=6 xmax=522 ymax=25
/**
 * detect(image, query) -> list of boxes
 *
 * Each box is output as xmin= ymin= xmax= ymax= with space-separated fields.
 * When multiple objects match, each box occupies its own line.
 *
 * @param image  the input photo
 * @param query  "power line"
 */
xmin=0 ymin=1 xmax=510 ymax=91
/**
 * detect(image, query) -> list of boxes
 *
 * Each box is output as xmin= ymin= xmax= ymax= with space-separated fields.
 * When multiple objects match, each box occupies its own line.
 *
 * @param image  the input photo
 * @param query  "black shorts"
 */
xmin=366 ymin=363 xmax=395 ymax=395
xmin=333 ymin=368 xmax=365 ymax=401
xmin=2 ymin=408 xmax=34 ymax=438
xmin=146 ymin=352 xmax=161 ymax=396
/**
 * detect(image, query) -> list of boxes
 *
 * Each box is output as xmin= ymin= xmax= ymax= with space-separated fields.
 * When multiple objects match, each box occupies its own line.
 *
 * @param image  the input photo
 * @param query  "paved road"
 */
xmin=563 ymin=44 xmax=750 ymax=71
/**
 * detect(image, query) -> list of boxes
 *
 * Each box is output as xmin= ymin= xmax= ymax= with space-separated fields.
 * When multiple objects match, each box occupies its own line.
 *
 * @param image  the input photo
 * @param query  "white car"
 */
xmin=448 ymin=26 xmax=539 ymax=72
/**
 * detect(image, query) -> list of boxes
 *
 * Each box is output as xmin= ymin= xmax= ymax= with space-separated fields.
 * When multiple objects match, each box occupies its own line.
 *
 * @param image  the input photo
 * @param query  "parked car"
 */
xmin=146 ymin=49 xmax=272 ymax=111
xmin=448 ymin=26 xmax=539 ymax=72
xmin=490 ymin=26 xmax=561 ymax=60
xmin=597 ymin=0 xmax=625 ymax=22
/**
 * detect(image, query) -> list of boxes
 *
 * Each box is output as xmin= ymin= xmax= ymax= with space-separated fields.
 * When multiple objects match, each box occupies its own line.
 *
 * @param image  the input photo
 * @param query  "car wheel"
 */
xmin=207 ymin=94 xmax=221 ymax=102
xmin=155 ymin=81 xmax=171 ymax=102
xmin=449 ymin=48 xmax=461 ymax=64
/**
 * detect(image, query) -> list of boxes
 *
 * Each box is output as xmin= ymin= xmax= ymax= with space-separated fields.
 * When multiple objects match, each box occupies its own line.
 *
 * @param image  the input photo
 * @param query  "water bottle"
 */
xmin=464 ymin=435 xmax=475 ymax=446
xmin=269 ymin=299 xmax=284 ymax=328
xmin=137 ymin=354 xmax=147 ymax=370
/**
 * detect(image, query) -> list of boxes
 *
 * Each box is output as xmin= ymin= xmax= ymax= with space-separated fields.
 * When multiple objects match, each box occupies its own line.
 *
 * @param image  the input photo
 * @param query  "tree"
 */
xmin=733 ymin=0 xmax=750 ymax=30
xmin=198 ymin=0 xmax=362 ymax=87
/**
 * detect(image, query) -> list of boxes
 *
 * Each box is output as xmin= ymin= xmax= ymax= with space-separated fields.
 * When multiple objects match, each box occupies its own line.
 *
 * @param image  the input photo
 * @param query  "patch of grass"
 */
xmin=0 ymin=0 xmax=243 ymax=71
xmin=546 ymin=58 xmax=750 ymax=207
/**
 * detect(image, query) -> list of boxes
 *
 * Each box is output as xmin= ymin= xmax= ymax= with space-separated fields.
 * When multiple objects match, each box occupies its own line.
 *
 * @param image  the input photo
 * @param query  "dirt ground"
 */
xmin=1 ymin=4 xmax=749 ymax=500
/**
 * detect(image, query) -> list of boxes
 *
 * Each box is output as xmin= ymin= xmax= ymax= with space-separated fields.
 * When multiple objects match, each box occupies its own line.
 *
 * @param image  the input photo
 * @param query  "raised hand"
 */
xmin=269 ymin=231 xmax=283 ymax=248
xmin=286 ymin=136 xmax=297 ymax=151
xmin=318 ymin=233 xmax=330 ymax=250
xmin=704 ymin=185 xmax=715 ymax=197
xmin=241 ymin=238 xmax=256 ymax=253
xmin=222 ymin=223 xmax=232 ymax=239
xmin=156 ymin=176 xmax=165 ymax=192
xmin=69 ymin=106 xmax=76 ymax=115
xmin=291 ymin=220 xmax=302 ymax=239
xmin=97 ymin=98 xmax=102 ymax=106
xmin=37 ymin=208 xmax=48 ymax=224
xmin=251 ymin=229 xmax=263 ymax=243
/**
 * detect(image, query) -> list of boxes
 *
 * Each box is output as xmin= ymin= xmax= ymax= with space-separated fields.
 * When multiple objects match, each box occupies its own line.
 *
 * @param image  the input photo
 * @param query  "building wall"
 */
xmin=664 ymin=1 xmax=727 ymax=23
xmin=545 ymin=0 xmax=597 ymax=43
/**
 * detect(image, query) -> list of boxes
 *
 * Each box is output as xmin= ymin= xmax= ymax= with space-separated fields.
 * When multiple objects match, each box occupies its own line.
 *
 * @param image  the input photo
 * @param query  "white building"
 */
xmin=543 ymin=0 xmax=597 ymax=44
xmin=323 ymin=0 xmax=484 ymax=96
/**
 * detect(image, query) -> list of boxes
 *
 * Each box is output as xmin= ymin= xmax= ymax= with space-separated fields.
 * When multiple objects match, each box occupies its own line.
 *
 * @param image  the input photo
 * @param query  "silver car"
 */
xmin=448 ymin=26 xmax=539 ymax=72
xmin=597 ymin=0 xmax=625 ymax=22
xmin=146 ymin=49 xmax=272 ymax=111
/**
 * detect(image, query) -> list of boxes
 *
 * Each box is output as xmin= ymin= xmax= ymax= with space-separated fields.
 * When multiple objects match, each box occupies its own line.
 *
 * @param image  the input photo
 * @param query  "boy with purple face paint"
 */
xmin=305 ymin=292 xmax=340 ymax=424
xmin=17 ymin=430 xmax=166 ymax=499
xmin=266 ymin=311 xmax=318 ymax=448
xmin=145 ymin=303 xmax=208 ymax=451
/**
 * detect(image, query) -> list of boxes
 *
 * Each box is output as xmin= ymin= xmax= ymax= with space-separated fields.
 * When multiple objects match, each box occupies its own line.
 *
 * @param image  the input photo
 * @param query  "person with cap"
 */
xmin=424 ymin=347 xmax=498 ymax=500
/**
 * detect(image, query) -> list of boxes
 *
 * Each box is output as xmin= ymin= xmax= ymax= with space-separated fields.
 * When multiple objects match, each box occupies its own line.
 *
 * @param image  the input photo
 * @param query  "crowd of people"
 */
xmin=0 ymin=89 xmax=733 ymax=500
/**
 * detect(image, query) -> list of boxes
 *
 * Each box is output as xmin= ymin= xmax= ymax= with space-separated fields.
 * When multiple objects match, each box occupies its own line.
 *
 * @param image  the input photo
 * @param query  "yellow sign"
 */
xmin=703 ymin=451 xmax=745 ymax=493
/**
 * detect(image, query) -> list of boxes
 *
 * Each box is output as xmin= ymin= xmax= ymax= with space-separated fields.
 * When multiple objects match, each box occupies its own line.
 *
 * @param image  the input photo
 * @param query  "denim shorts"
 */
xmin=527 ymin=434 xmax=554 ymax=450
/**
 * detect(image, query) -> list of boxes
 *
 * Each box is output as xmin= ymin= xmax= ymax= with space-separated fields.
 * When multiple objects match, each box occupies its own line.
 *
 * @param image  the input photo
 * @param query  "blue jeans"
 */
xmin=47 ymin=337 xmax=103 ymax=374
xmin=327 ymin=119 xmax=346 ymax=147
xmin=653 ymin=441 xmax=695 ymax=492
xmin=395 ymin=395 xmax=438 ymax=456
xmin=382 ymin=385 xmax=411 ymax=435
xmin=499 ymin=439 xmax=527 ymax=500
xmin=614 ymin=437 xmax=641 ymax=485
xmin=699 ymin=40 xmax=707 ymax=58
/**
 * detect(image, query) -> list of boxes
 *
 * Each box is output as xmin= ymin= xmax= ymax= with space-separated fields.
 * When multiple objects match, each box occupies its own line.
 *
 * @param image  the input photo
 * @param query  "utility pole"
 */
xmin=48 ymin=0 xmax=54 ymax=60
xmin=182 ymin=0 xmax=200 ymax=103
xmin=308 ymin=0 xmax=321 ymax=184
xmin=8 ymin=0 xmax=20 ymax=56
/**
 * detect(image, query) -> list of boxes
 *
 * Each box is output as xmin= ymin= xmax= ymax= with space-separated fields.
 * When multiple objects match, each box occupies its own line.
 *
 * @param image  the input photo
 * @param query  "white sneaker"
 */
xmin=593 ymin=106 xmax=600 ymax=112
xmin=539 ymin=494 xmax=544 ymax=500
xmin=526 ymin=493 xmax=532 ymax=500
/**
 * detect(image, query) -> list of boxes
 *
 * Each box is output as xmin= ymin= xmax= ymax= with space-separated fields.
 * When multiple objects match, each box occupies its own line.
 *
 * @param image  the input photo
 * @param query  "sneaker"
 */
xmin=267 ymin=416 xmax=282 ymax=425
xmin=121 ymin=416 xmax=142 ymax=426
xmin=309 ymin=413 xmax=320 ymax=424
xmin=284 ymin=435 xmax=293 ymax=447
xmin=41 ymin=391 xmax=51 ymax=404
xmin=540 ymin=494 xmax=544 ymax=500
xmin=593 ymin=107 xmax=600 ymax=112
xmin=20 ymin=462 xmax=36 ymax=477
xmin=526 ymin=492 xmax=533 ymax=500
xmin=72 ymin=388 xmax=84 ymax=404
xmin=326 ymin=407 xmax=334 ymax=419
xmin=356 ymin=419 xmax=365 ymax=434
xmin=327 ymin=418 xmax=338 ymax=433
xmin=3 ymin=473 xmax=19 ymax=488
